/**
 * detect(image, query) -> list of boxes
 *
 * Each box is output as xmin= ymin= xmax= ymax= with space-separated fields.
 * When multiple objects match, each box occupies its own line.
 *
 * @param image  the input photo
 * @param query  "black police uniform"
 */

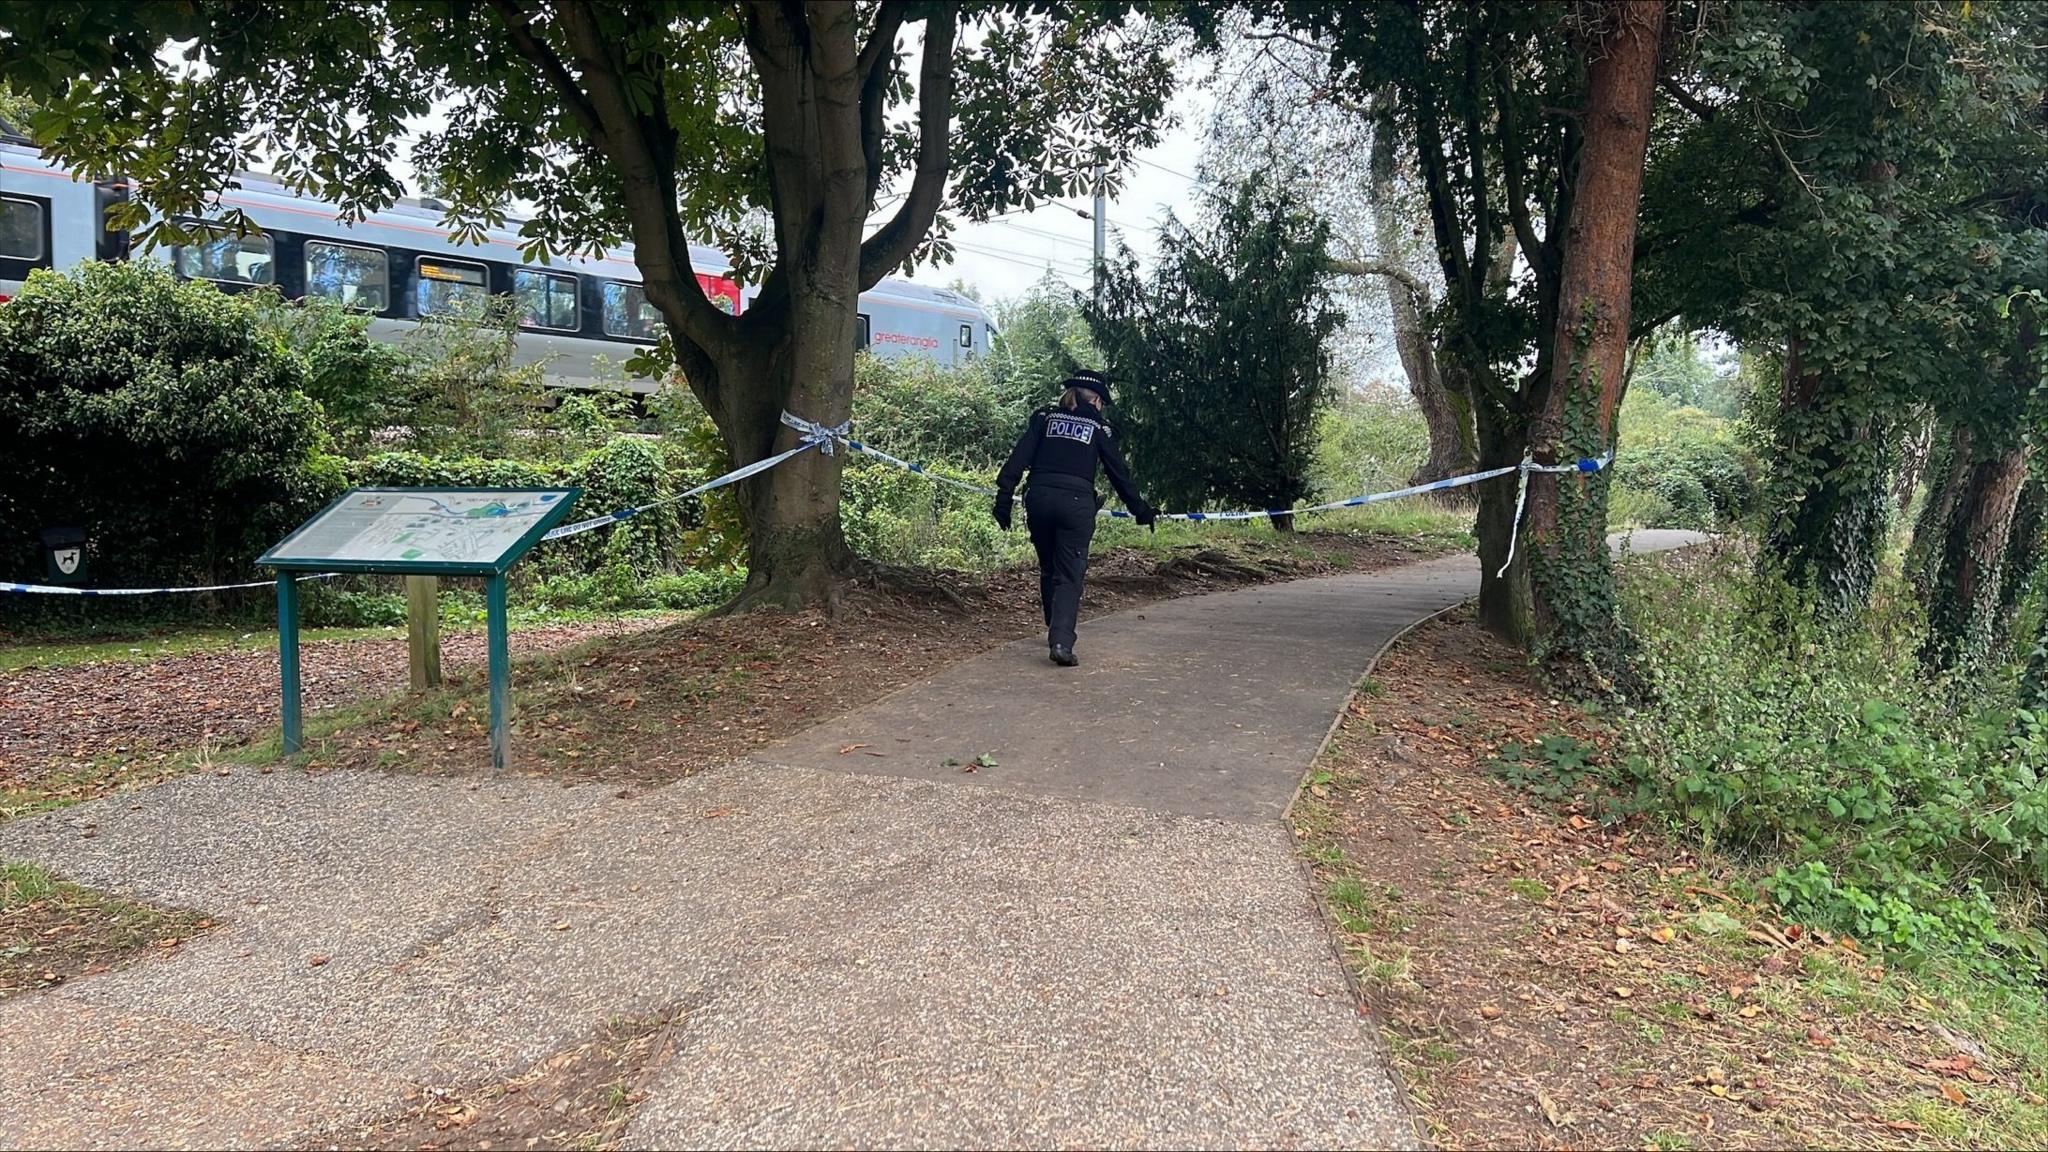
xmin=994 ymin=376 xmax=1154 ymax=664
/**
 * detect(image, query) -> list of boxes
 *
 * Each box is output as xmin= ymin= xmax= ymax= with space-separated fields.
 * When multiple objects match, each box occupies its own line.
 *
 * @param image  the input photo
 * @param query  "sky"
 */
xmin=876 ymin=75 xmax=1215 ymax=302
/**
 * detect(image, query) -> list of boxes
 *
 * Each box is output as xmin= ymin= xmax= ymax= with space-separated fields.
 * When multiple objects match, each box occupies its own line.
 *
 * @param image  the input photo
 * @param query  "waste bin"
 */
xmin=40 ymin=525 xmax=87 ymax=585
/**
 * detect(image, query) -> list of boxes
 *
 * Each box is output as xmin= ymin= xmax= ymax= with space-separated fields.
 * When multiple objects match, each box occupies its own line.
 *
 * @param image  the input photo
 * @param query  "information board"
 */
xmin=261 ymin=487 xmax=581 ymax=575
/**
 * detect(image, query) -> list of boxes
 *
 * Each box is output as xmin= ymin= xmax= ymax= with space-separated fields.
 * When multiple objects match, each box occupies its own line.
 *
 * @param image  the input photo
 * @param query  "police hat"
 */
xmin=1064 ymin=370 xmax=1111 ymax=405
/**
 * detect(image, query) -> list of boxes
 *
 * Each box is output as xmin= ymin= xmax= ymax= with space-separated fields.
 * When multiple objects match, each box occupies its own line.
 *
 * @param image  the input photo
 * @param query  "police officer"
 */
xmin=993 ymin=370 xmax=1156 ymax=666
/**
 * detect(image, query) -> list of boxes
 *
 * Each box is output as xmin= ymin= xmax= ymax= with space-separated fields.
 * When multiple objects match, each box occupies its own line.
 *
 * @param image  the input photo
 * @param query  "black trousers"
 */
xmin=1025 ymin=484 xmax=1097 ymax=649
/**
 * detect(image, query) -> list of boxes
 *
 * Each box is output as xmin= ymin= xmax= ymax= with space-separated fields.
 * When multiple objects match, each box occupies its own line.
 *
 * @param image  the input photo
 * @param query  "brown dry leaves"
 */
xmin=1297 ymin=606 xmax=2031 ymax=1151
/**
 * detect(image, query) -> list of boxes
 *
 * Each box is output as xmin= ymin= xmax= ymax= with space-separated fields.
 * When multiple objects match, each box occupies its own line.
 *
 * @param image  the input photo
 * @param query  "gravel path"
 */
xmin=0 ymin=534 xmax=1705 ymax=1149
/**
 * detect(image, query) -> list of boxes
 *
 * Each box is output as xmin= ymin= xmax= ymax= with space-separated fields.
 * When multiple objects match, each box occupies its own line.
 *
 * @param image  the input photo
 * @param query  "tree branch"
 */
xmin=1495 ymin=58 xmax=1549 ymax=284
xmin=1328 ymin=256 xmax=1430 ymax=302
xmin=1461 ymin=19 xmax=1495 ymax=288
xmin=859 ymin=1 xmax=908 ymax=210
xmin=485 ymin=0 xmax=609 ymax=149
xmin=858 ymin=6 xmax=956 ymax=289
xmin=1659 ymin=75 xmax=1716 ymax=122
xmin=548 ymin=0 xmax=738 ymax=362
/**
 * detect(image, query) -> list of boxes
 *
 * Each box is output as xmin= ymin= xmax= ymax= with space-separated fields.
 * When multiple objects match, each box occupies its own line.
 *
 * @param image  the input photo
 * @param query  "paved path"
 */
xmin=0 ymin=532 xmax=1702 ymax=1150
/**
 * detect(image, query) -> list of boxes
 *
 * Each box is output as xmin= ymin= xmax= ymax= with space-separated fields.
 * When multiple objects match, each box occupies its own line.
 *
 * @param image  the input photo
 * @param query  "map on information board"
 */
xmin=261 ymin=487 xmax=582 ymax=574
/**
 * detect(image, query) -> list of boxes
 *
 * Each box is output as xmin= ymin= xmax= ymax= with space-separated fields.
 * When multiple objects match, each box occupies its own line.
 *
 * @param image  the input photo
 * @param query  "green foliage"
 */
xmin=1610 ymin=389 xmax=1757 ymax=531
xmin=645 ymin=384 xmax=746 ymax=569
xmin=1088 ymin=173 xmax=1344 ymax=518
xmin=1636 ymin=2 xmax=2048 ymax=613
xmin=840 ymin=457 xmax=1017 ymax=572
xmin=0 ymin=79 xmax=33 ymax=133
xmin=0 ymin=4 xmax=1176 ymax=312
xmin=0 ymin=263 xmax=334 ymax=595
xmin=1620 ymin=552 xmax=2048 ymax=975
xmin=987 ymin=273 xmax=1099 ymax=414
xmin=851 ymin=353 xmax=1017 ymax=472
xmin=1631 ymin=330 xmax=1744 ymax=419
xmin=380 ymin=297 xmax=550 ymax=458
xmin=1308 ymin=391 xmax=1434 ymax=502
xmin=247 ymin=293 xmax=405 ymax=455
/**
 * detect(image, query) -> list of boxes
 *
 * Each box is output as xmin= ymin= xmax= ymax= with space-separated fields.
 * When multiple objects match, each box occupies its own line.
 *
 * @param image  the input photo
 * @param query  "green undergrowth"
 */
xmin=1617 ymin=550 xmax=2048 ymax=981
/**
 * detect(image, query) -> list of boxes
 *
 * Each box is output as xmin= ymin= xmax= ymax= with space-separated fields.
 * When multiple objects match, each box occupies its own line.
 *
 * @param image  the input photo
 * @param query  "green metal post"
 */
xmin=277 ymin=574 xmax=303 ymax=754
xmin=486 ymin=573 xmax=510 ymax=773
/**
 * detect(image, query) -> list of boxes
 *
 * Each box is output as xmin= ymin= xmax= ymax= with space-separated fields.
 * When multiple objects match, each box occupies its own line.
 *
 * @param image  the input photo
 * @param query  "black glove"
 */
xmin=993 ymin=498 xmax=1012 ymax=531
xmin=1133 ymin=501 xmax=1157 ymax=531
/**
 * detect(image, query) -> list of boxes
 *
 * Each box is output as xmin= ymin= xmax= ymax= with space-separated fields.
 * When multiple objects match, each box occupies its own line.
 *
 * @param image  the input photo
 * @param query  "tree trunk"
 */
xmin=1367 ymin=100 xmax=1473 ymax=486
xmin=1470 ymin=382 xmax=1535 ymax=641
xmin=1523 ymin=0 xmax=1664 ymax=666
xmin=1922 ymin=442 xmax=2033 ymax=669
xmin=1996 ymin=470 xmax=2048 ymax=650
xmin=714 ymin=308 xmax=861 ymax=611
xmin=1907 ymin=423 xmax=1970 ymax=596
xmin=1761 ymin=341 xmax=1894 ymax=614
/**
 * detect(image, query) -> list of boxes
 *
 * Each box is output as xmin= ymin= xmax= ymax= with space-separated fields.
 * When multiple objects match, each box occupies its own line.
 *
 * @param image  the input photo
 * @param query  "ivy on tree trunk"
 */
xmin=1524 ymin=0 xmax=1664 ymax=672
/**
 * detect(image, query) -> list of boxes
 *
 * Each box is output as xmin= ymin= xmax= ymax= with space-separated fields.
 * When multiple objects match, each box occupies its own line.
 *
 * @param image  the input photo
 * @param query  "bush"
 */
xmin=1308 ymin=391 xmax=1433 ymax=501
xmin=528 ymin=562 xmax=742 ymax=613
xmin=1612 ymin=388 xmax=1757 ymax=530
xmin=1619 ymin=552 xmax=2048 ymax=975
xmin=0 ymin=263 xmax=336 ymax=594
xmin=852 ymin=352 xmax=1020 ymax=471
xmin=841 ymin=457 xmax=1018 ymax=571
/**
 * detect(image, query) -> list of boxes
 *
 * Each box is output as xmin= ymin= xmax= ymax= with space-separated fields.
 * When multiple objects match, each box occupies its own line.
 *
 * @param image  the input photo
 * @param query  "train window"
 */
xmin=304 ymin=241 xmax=389 ymax=311
xmin=415 ymin=257 xmax=489 ymax=317
xmin=856 ymin=313 xmax=871 ymax=350
xmin=958 ymin=323 xmax=974 ymax=350
xmin=0 ymin=196 xmax=42 ymax=260
xmin=601 ymin=282 xmax=663 ymax=341
xmin=515 ymin=269 xmax=580 ymax=331
xmin=173 ymin=224 xmax=273 ymax=285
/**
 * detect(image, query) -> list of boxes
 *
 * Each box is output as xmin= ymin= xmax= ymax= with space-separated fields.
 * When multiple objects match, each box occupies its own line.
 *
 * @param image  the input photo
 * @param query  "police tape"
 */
xmin=0 ymin=405 xmax=1609 ymax=596
xmin=540 ymin=411 xmax=847 ymax=542
xmin=0 ymin=573 xmax=339 ymax=597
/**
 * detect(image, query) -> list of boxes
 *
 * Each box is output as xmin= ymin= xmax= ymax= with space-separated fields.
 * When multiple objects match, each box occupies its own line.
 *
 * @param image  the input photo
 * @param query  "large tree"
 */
xmin=1523 ymin=0 xmax=1665 ymax=667
xmin=0 ymin=1 xmax=1177 ymax=607
xmin=1200 ymin=30 xmax=1477 ymax=488
xmin=1086 ymin=175 xmax=1342 ymax=527
xmin=1269 ymin=0 xmax=1655 ymax=648
xmin=1639 ymin=0 xmax=2048 ymax=621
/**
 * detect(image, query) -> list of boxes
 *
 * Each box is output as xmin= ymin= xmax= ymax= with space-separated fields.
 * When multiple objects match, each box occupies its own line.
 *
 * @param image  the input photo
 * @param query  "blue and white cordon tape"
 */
xmin=0 ymin=406 xmax=1610 ymax=596
xmin=0 ymin=573 xmax=340 ymax=597
xmin=538 ymin=410 xmax=849 ymax=543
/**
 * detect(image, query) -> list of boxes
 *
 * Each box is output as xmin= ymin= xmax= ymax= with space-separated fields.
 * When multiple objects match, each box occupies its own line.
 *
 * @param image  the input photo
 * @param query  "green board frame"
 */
xmin=262 ymin=486 xmax=583 ymax=773
xmin=260 ymin=486 xmax=583 ymax=576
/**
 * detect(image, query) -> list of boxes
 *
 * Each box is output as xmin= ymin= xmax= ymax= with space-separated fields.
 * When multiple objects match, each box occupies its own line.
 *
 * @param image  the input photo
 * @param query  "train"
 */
xmin=0 ymin=135 xmax=997 ymax=393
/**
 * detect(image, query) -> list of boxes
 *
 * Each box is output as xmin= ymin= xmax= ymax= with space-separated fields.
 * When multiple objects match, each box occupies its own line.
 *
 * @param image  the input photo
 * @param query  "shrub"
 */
xmin=1612 ymin=389 xmax=1757 ymax=530
xmin=851 ymin=352 xmax=1019 ymax=471
xmin=840 ymin=457 xmax=1018 ymax=571
xmin=0 ymin=263 xmax=335 ymax=594
xmin=1308 ymin=391 xmax=1432 ymax=501
xmin=1619 ymin=551 xmax=2048 ymax=975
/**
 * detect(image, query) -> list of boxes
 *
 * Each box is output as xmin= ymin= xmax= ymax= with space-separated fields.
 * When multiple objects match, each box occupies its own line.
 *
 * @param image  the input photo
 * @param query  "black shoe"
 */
xmin=1050 ymin=645 xmax=1078 ymax=667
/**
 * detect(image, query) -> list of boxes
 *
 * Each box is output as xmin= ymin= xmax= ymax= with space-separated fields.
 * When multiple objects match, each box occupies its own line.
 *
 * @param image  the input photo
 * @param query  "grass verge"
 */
xmin=1294 ymin=605 xmax=2048 ymax=1150
xmin=0 ymin=860 xmax=213 ymax=999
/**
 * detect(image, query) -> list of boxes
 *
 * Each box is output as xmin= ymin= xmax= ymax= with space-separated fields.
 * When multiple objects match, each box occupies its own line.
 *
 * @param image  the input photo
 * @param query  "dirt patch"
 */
xmin=0 ymin=618 xmax=671 ymax=817
xmin=279 ymin=536 xmax=1450 ymax=788
xmin=1296 ymin=606 xmax=2048 ymax=1150
xmin=1 ymin=861 xmax=212 ymax=1000
xmin=337 ymin=1009 xmax=679 ymax=1151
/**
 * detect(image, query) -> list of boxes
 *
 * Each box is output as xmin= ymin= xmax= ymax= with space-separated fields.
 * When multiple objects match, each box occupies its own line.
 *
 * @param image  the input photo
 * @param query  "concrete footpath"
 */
xmin=0 ymin=532 xmax=1702 ymax=1150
